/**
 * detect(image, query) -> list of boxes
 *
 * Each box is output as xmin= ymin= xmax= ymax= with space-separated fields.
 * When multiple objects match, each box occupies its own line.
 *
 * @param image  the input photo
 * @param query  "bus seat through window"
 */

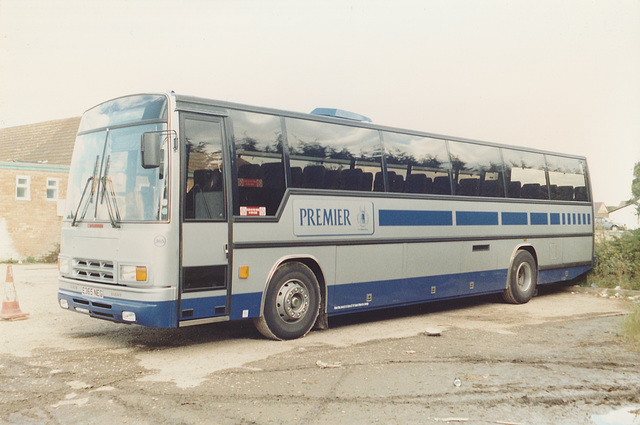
xmin=290 ymin=167 xmax=303 ymax=188
xmin=574 ymin=186 xmax=588 ymax=201
xmin=324 ymin=169 xmax=340 ymax=189
xmin=457 ymin=178 xmax=480 ymax=196
xmin=260 ymin=162 xmax=285 ymax=215
xmin=303 ymin=165 xmax=326 ymax=188
xmin=374 ymin=172 xmax=385 ymax=191
xmin=340 ymin=168 xmax=363 ymax=190
xmin=508 ymin=181 xmax=522 ymax=198
xmin=480 ymin=179 xmax=502 ymax=197
xmin=361 ymin=172 xmax=373 ymax=191
xmin=433 ymin=176 xmax=451 ymax=195
xmin=556 ymin=186 xmax=574 ymax=201
xmin=405 ymin=174 xmax=428 ymax=194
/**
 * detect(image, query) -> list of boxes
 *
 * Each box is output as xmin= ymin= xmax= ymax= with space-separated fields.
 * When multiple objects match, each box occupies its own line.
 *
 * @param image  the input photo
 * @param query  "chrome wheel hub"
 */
xmin=516 ymin=262 xmax=533 ymax=292
xmin=276 ymin=279 xmax=310 ymax=323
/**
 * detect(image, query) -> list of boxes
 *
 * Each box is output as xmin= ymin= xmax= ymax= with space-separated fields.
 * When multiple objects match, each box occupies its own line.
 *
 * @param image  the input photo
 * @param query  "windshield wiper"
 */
xmin=71 ymin=129 xmax=120 ymax=228
xmin=71 ymin=155 xmax=100 ymax=227
xmin=94 ymin=129 xmax=111 ymax=217
xmin=101 ymin=155 xmax=121 ymax=228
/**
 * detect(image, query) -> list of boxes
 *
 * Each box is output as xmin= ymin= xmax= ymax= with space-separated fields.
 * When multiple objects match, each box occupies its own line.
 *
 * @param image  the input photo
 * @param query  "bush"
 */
xmin=588 ymin=228 xmax=640 ymax=290
xmin=39 ymin=244 xmax=60 ymax=264
xmin=0 ymin=258 xmax=18 ymax=264
xmin=621 ymin=303 xmax=640 ymax=351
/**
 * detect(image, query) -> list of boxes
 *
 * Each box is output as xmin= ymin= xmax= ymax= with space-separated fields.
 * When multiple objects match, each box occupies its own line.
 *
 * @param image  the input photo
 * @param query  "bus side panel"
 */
xmin=228 ymin=243 xmax=337 ymax=321
xmin=560 ymin=235 xmax=594 ymax=268
xmin=230 ymin=194 xmax=594 ymax=320
xmin=330 ymin=241 xmax=507 ymax=314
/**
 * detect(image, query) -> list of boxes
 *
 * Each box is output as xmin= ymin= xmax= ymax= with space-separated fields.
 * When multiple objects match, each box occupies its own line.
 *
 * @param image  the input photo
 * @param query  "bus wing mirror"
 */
xmin=141 ymin=133 xmax=162 ymax=169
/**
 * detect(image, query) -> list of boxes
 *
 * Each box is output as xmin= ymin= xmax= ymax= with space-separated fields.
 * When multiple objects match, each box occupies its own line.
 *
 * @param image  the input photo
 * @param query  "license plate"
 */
xmin=81 ymin=286 xmax=104 ymax=298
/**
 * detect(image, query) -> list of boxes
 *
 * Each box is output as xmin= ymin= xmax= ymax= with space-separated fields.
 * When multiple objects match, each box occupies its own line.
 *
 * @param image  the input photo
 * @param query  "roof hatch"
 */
xmin=310 ymin=108 xmax=372 ymax=123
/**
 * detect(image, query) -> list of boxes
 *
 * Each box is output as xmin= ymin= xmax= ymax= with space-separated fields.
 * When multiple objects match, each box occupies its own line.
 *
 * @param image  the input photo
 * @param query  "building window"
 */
xmin=46 ymin=178 xmax=60 ymax=201
xmin=16 ymin=176 xmax=30 ymax=201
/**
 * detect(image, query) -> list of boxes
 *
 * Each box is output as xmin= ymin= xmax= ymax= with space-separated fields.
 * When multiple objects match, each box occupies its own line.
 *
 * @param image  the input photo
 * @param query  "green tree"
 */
xmin=633 ymin=161 xmax=640 ymax=214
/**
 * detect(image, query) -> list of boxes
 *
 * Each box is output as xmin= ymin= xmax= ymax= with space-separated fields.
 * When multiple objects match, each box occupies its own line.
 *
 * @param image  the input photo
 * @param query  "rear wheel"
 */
xmin=502 ymin=250 xmax=537 ymax=304
xmin=254 ymin=262 xmax=320 ymax=340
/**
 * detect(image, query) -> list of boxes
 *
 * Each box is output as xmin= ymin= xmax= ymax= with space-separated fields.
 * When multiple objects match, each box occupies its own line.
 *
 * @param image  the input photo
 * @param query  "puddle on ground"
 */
xmin=591 ymin=405 xmax=640 ymax=425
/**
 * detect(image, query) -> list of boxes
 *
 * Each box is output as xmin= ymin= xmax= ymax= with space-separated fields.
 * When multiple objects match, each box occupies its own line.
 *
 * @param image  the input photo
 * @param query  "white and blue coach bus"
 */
xmin=58 ymin=93 xmax=594 ymax=340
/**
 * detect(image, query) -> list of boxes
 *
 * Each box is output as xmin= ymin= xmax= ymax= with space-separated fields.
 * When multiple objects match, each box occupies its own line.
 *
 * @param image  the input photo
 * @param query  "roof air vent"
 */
xmin=310 ymin=108 xmax=372 ymax=123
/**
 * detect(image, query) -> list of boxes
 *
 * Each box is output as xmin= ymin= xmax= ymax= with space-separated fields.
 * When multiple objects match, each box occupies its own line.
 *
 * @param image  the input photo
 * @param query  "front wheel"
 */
xmin=502 ymin=250 xmax=537 ymax=304
xmin=254 ymin=262 xmax=320 ymax=340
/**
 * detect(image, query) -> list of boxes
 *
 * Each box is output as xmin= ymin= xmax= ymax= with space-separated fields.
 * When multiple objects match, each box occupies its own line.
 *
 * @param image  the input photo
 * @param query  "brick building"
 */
xmin=0 ymin=117 xmax=81 ymax=261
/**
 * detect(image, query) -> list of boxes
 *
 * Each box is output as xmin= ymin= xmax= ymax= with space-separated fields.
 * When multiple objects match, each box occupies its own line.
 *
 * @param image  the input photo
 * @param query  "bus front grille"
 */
xmin=72 ymin=258 xmax=115 ymax=284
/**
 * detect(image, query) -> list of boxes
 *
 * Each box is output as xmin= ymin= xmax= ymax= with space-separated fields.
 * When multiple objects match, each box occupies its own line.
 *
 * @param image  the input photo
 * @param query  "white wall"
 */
xmin=0 ymin=217 xmax=18 ymax=261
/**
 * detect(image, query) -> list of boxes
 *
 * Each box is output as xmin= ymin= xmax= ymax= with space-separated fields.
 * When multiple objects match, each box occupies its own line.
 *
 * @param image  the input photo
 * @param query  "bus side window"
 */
xmin=286 ymin=118 xmax=383 ymax=193
xmin=546 ymin=155 xmax=589 ymax=202
xmin=503 ymin=149 xmax=548 ymax=200
xmin=230 ymin=111 xmax=285 ymax=216
xmin=382 ymin=132 xmax=452 ymax=195
xmin=448 ymin=141 xmax=505 ymax=198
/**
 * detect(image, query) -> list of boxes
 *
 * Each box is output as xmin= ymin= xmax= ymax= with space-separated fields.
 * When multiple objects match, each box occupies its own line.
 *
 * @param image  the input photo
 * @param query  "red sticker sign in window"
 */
xmin=238 ymin=178 xmax=263 ymax=188
xmin=240 ymin=206 xmax=266 ymax=216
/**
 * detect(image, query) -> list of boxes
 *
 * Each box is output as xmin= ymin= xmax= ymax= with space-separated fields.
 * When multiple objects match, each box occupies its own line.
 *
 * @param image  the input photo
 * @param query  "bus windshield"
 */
xmin=65 ymin=95 xmax=170 ymax=223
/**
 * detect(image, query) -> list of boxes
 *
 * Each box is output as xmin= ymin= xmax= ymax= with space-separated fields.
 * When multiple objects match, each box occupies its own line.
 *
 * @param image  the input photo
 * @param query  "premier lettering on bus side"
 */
xmin=299 ymin=208 xmax=352 ymax=227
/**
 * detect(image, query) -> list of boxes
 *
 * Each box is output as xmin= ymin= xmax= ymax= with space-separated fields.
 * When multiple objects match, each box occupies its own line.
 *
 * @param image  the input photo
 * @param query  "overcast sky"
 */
xmin=1 ymin=0 xmax=638 ymax=205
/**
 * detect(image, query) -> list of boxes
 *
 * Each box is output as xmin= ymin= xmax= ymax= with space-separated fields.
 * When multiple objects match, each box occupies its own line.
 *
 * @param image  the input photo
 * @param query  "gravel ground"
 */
xmin=1 ymin=264 xmax=639 ymax=425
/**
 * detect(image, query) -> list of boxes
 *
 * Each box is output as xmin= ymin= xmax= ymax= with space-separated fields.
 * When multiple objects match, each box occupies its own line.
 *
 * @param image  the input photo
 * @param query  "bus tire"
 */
xmin=502 ymin=250 xmax=537 ymax=304
xmin=254 ymin=262 xmax=320 ymax=341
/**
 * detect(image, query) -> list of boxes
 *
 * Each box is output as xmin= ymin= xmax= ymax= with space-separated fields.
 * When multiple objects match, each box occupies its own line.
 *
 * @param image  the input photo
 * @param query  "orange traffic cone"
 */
xmin=1 ymin=265 xmax=29 ymax=320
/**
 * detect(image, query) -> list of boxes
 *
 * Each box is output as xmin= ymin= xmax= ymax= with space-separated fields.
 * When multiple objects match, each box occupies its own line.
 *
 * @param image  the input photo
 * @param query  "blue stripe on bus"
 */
xmin=380 ymin=209 xmax=590 ymax=228
xmin=530 ymin=213 xmax=548 ymax=225
xmin=327 ymin=263 xmax=593 ymax=316
xmin=378 ymin=210 xmax=453 ymax=226
xmin=502 ymin=212 xmax=528 ymax=225
xmin=456 ymin=211 xmax=499 ymax=226
xmin=328 ymin=269 xmax=509 ymax=314
xmin=539 ymin=264 xmax=592 ymax=284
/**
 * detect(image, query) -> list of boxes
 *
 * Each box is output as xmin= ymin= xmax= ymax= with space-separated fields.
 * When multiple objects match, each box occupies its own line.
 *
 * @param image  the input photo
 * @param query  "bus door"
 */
xmin=179 ymin=115 xmax=231 ymax=325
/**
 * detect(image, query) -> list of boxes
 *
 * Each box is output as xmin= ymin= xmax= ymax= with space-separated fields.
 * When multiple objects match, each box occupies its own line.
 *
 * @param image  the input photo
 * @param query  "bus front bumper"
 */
xmin=58 ymin=278 xmax=178 ymax=328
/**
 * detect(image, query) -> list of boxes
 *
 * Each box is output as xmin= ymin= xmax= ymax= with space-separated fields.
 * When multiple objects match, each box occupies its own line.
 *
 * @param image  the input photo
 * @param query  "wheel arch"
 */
xmin=260 ymin=255 xmax=328 ymax=328
xmin=507 ymin=244 xmax=539 ymax=286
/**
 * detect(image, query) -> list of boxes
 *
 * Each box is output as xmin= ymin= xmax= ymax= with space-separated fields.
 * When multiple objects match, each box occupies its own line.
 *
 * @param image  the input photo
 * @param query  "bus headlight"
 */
xmin=120 ymin=265 xmax=148 ymax=283
xmin=58 ymin=256 xmax=70 ymax=275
